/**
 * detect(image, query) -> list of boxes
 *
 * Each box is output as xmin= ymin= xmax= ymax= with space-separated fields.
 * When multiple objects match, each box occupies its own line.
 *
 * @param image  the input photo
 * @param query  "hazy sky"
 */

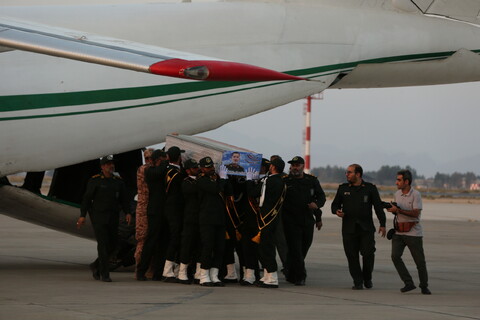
xmin=198 ymin=82 xmax=480 ymax=178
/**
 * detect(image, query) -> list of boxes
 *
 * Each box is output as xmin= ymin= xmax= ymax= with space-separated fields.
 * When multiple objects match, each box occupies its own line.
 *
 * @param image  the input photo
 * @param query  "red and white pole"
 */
xmin=304 ymin=96 xmax=312 ymax=174
xmin=303 ymin=93 xmax=323 ymax=174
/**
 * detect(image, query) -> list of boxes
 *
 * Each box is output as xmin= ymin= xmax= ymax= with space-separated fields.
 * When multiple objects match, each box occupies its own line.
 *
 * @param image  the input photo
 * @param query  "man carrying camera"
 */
xmin=387 ymin=169 xmax=431 ymax=294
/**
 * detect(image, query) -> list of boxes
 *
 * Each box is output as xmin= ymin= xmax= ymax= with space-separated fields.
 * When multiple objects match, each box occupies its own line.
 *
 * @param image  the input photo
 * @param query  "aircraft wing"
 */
xmin=330 ymin=49 xmax=480 ymax=89
xmin=411 ymin=0 xmax=480 ymax=24
xmin=0 ymin=17 xmax=304 ymax=82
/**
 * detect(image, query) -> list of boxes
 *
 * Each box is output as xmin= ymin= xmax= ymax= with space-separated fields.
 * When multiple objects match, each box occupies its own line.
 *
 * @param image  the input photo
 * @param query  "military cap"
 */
xmin=151 ymin=149 xmax=167 ymax=161
xmin=167 ymin=146 xmax=185 ymax=158
xmin=199 ymin=156 xmax=214 ymax=168
xmin=261 ymin=158 xmax=271 ymax=167
xmin=184 ymin=159 xmax=199 ymax=169
xmin=270 ymin=157 xmax=285 ymax=169
xmin=288 ymin=156 xmax=305 ymax=164
xmin=99 ymin=155 xmax=114 ymax=165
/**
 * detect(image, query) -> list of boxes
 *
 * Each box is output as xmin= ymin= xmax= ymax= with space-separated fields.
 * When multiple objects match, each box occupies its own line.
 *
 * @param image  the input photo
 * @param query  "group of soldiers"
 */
xmin=78 ymin=147 xmax=431 ymax=294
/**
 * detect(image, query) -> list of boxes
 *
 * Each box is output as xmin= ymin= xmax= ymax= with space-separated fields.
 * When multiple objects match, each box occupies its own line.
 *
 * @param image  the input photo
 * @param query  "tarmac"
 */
xmin=1 ymin=200 xmax=479 ymax=320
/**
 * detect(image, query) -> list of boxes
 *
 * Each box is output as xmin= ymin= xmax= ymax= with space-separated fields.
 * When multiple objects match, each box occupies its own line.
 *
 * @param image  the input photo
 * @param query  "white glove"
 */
xmin=218 ymin=165 xmax=228 ymax=179
xmin=245 ymin=167 xmax=255 ymax=181
xmin=252 ymin=170 xmax=260 ymax=180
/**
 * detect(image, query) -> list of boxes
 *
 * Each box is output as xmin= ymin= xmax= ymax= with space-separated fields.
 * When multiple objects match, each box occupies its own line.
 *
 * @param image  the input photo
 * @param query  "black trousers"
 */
xmin=137 ymin=214 xmax=168 ymax=277
xmin=391 ymin=234 xmax=428 ymax=288
xmin=258 ymin=218 xmax=279 ymax=273
xmin=179 ymin=222 xmax=201 ymax=265
xmin=342 ymin=224 xmax=376 ymax=286
xmin=164 ymin=212 xmax=183 ymax=262
xmin=241 ymin=237 xmax=259 ymax=270
xmin=284 ymin=221 xmax=314 ymax=282
xmin=199 ymin=224 xmax=225 ymax=269
xmin=275 ymin=214 xmax=288 ymax=268
xmin=92 ymin=221 xmax=118 ymax=278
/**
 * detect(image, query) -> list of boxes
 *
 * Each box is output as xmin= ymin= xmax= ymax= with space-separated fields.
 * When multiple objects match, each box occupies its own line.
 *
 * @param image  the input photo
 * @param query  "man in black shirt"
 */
xmin=178 ymin=159 xmax=201 ymax=284
xmin=331 ymin=163 xmax=386 ymax=290
xmin=246 ymin=157 xmax=286 ymax=288
xmin=77 ymin=155 xmax=132 ymax=282
xmin=162 ymin=146 xmax=186 ymax=281
xmin=282 ymin=156 xmax=326 ymax=286
xmin=196 ymin=157 xmax=228 ymax=286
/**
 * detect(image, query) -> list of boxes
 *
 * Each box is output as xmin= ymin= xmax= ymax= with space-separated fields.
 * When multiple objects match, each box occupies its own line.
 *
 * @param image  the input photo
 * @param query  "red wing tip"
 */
xmin=149 ymin=59 xmax=307 ymax=82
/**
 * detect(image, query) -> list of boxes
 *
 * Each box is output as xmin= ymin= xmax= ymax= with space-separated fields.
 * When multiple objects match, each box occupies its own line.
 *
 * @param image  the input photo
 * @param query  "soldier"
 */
xmin=177 ymin=159 xmax=201 ymax=284
xmin=162 ymin=146 xmax=187 ymax=281
xmin=134 ymin=148 xmax=154 ymax=273
xmin=245 ymin=157 xmax=286 ymax=288
xmin=238 ymin=160 xmax=268 ymax=286
xmin=282 ymin=156 xmax=326 ymax=286
xmin=77 ymin=155 xmax=132 ymax=282
xmin=196 ymin=157 xmax=228 ymax=286
xmin=331 ymin=164 xmax=386 ymax=290
xmin=136 ymin=150 xmax=168 ymax=281
xmin=222 ymin=174 xmax=245 ymax=284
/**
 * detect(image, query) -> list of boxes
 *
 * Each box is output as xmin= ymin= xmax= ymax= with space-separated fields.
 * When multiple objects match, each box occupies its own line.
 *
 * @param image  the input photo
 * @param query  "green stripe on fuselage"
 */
xmin=0 ymin=49 xmax=474 ymax=116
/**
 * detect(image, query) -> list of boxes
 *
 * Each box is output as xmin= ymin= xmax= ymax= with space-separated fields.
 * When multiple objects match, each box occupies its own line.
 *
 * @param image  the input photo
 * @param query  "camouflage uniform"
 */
xmin=135 ymin=163 xmax=151 ymax=267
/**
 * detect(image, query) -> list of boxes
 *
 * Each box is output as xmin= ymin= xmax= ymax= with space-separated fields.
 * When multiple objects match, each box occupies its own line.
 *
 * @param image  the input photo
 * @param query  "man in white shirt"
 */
xmin=387 ymin=169 xmax=431 ymax=295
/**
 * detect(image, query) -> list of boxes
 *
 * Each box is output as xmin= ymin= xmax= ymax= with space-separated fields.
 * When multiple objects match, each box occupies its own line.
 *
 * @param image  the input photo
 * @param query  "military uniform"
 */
xmin=134 ymin=164 xmax=150 ymax=268
xmin=179 ymin=175 xmax=201 ymax=276
xmin=239 ymin=182 xmax=261 ymax=283
xmin=222 ymin=177 xmax=245 ymax=282
xmin=331 ymin=180 xmax=386 ymax=288
xmin=197 ymin=171 xmax=227 ymax=270
xmin=226 ymin=163 xmax=245 ymax=173
xmin=162 ymin=163 xmax=187 ymax=279
xmin=80 ymin=173 xmax=130 ymax=280
xmin=136 ymin=161 xmax=168 ymax=280
xmin=246 ymin=173 xmax=286 ymax=285
xmin=282 ymin=172 xmax=326 ymax=285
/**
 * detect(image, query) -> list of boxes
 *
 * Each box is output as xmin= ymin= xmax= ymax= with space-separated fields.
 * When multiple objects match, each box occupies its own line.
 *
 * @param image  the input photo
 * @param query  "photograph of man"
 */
xmin=282 ymin=156 xmax=326 ymax=286
xmin=331 ymin=164 xmax=386 ymax=290
xmin=225 ymin=151 xmax=245 ymax=174
xmin=77 ymin=155 xmax=132 ymax=282
xmin=387 ymin=169 xmax=431 ymax=295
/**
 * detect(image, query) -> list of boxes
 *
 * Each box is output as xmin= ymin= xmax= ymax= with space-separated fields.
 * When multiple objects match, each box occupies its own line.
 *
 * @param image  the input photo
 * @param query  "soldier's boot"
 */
xmin=162 ymin=260 xmax=176 ymax=282
xmin=261 ymin=270 xmax=279 ymax=288
xmin=177 ymin=263 xmax=190 ymax=284
xmin=194 ymin=263 xmax=201 ymax=284
xmin=240 ymin=268 xmax=256 ymax=286
xmin=199 ymin=268 xmax=213 ymax=287
xmin=223 ymin=263 xmax=238 ymax=283
xmin=210 ymin=268 xmax=225 ymax=287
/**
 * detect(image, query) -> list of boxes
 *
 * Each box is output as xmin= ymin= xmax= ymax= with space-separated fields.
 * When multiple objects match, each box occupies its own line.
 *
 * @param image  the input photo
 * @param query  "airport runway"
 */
xmin=1 ymin=205 xmax=479 ymax=320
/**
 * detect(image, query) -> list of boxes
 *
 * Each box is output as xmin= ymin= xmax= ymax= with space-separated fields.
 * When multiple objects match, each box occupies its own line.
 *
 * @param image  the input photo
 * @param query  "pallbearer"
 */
xmin=246 ymin=157 xmax=286 ymax=288
xmin=162 ymin=146 xmax=186 ymax=282
xmin=196 ymin=157 xmax=229 ymax=286
xmin=177 ymin=159 xmax=202 ymax=284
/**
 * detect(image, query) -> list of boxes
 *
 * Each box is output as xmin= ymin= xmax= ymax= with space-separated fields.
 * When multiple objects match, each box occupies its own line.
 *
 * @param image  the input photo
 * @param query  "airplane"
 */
xmin=1 ymin=0 xmax=480 ymax=248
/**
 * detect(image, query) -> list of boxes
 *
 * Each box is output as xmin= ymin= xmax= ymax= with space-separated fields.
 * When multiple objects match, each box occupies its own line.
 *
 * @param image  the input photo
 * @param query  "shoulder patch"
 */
xmin=92 ymin=174 xmax=101 ymax=178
